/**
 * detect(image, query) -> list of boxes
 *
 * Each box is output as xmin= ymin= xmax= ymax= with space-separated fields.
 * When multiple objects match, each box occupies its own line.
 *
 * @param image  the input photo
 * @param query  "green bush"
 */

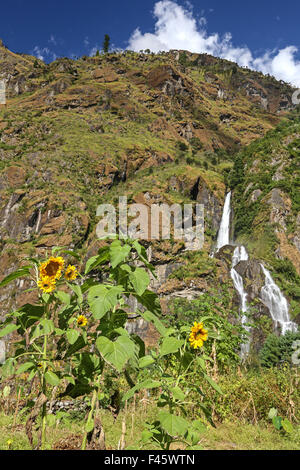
xmin=203 ymin=367 xmax=299 ymax=423
xmin=259 ymin=332 xmax=300 ymax=367
xmin=167 ymin=292 xmax=249 ymax=369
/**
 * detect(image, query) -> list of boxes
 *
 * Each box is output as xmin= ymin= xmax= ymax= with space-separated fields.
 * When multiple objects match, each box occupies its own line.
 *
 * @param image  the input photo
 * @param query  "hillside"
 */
xmin=0 ymin=41 xmax=299 ymax=350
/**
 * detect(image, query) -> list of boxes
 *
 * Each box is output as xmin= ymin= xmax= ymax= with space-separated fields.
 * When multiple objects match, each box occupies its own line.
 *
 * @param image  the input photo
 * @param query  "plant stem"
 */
xmin=81 ymin=387 xmax=97 ymax=450
xmin=41 ymin=331 xmax=48 ymax=450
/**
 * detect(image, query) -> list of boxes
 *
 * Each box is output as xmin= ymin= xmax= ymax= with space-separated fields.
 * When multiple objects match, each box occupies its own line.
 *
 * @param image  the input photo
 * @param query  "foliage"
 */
xmin=268 ymin=408 xmax=294 ymax=434
xmin=102 ymin=34 xmax=110 ymax=54
xmin=0 ymin=238 xmax=221 ymax=450
xmin=204 ymin=366 xmax=299 ymax=424
xmin=167 ymin=291 xmax=250 ymax=369
xmin=259 ymin=332 xmax=300 ymax=368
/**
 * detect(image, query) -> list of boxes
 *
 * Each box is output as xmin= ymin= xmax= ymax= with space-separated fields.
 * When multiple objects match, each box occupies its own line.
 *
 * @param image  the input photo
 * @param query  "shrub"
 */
xmin=259 ymin=332 xmax=300 ymax=367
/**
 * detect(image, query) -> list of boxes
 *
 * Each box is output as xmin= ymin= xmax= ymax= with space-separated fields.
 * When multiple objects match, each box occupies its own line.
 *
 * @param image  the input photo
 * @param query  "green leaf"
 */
xmin=68 ymin=283 xmax=83 ymax=305
xmin=282 ymin=418 xmax=293 ymax=433
xmin=84 ymin=256 xmax=99 ymax=275
xmin=88 ymin=285 xmax=123 ymax=320
xmin=203 ymin=374 xmax=223 ymax=394
xmin=54 ymin=328 xmax=65 ymax=336
xmin=31 ymin=324 xmax=43 ymax=340
xmin=64 ymin=335 xmax=86 ymax=359
xmin=132 ymin=240 xmax=155 ymax=273
xmin=122 ymin=379 xmax=161 ymax=402
xmin=85 ymin=248 xmax=110 ymax=274
xmin=66 ymin=329 xmax=80 ymax=345
xmin=110 ymin=242 xmax=131 ymax=268
xmin=60 ymin=250 xmax=80 ymax=261
xmin=170 ymin=386 xmax=185 ymax=401
xmin=0 ymin=324 xmax=19 ymax=338
xmin=42 ymin=293 xmax=50 ymax=303
xmin=272 ymin=416 xmax=282 ymax=430
xmin=138 ymin=355 xmax=155 ymax=368
xmin=158 ymin=411 xmax=189 ymax=437
xmin=136 ymin=290 xmax=161 ymax=315
xmin=60 ymin=380 xmax=92 ymax=398
xmin=1 ymin=358 xmax=15 ymax=377
xmin=160 ymin=337 xmax=184 ymax=357
xmin=191 ymin=419 xmax=206 ymax=433
xmin=119 ymin=264 xmax=132 ymax=273
xmin=46 ymin=414 xmax=56 ymax=427
xmin=40 ymin=319 xmax=55 ymax=336
xmin=15 ymin=304 xmax=44 ymax=331
xmin=96 ymin=335 xmax=135 ymax=372
xmin=27 ymin=369 xmax=37 ymax=382
xmin=129 ymin=268 xmax=150 ymax=296
xmin=56 ymin=291 xmax=71 ymax=305
xmin=45 ymin=371 xmax=60 ymax=386
xmin=196 ymin=356 xmax=206 ymax=371
xmin=181 ymin=351 xmax=194 ymax=370
xmin=16 ymin=362 xmax=35 ymax=375
xmin=268 ymin=408 xmax=278 ymax=420
xmin=63 ymin=376 xmax=75 ymax=385
xmin=140 ymin=310 xmax=167 ymax=337
xmin=2 ymin=386 xmax=11 ymax=398
xmin=85 ymin=419 xmax=94 ymax=433
xmin=0 ymin=266 xmax=32 ymax=289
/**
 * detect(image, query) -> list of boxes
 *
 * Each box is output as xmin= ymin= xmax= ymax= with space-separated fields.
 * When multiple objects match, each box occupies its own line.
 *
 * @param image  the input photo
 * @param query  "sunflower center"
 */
xmin=195 ymin=330 xmax=204 ymax=339
xmin=45 ymin=261 xmax=60 ymax=277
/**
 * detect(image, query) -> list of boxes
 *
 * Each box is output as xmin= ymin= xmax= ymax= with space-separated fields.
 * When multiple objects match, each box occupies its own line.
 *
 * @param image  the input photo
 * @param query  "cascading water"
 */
xmin=216 ymin=192 xmax=231 ymax=251
xmin=230 ymin=246 xmax=251 ymax=358
xmin=214 ymin=192 xmax=251 ymax=356
xmin=260 ymin=264 xmax=298 ymax=335
xmin=212 ymin=191 xmax=298 ymax=360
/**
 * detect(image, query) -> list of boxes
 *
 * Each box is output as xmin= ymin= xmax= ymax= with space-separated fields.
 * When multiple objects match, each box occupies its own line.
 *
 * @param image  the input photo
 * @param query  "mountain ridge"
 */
xmin=0 ymin=44 xmax=299 ymax=350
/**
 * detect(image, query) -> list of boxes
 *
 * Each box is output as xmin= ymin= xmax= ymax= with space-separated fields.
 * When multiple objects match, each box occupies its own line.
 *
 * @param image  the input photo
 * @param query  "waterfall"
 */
xmin=216 ymin=192 xmax=231 ymax=251
xmin=214 ymin=192 xmax=251 ymax=356
xmin=260 ymin=264 xmax=298 ymax=335
xmin=231 ymin=246 xmax=251 ymax=358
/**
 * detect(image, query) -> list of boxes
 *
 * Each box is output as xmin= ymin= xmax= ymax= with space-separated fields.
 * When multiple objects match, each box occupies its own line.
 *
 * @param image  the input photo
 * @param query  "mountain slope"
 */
xmin=0 ymin=43 xmax=298 ymax=344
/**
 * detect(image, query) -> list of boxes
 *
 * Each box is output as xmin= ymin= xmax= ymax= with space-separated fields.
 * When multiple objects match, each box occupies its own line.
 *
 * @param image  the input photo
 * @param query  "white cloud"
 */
xmin=89 ymin=45 xmax=100 ymax=56
xmin=127 ymin=0 xmax=300 ymax=87
xmin=48 ymin=35 xmax=57 ymax=46
xmin=33 ymin=46 xmax=57 ymax=62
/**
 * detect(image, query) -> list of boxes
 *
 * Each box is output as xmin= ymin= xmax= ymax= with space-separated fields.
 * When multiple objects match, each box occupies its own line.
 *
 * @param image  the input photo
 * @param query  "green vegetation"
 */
xmin=259 ymin=332 xmax=300 ymax=368
xmin=0 ymin=44 xmax=299 ymax=451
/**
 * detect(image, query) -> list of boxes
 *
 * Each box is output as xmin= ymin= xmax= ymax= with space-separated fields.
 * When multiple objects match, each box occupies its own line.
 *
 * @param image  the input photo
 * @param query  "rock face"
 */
xmin=0 ymin=43 xmax=299 ymax=353
xmin=192 ymin=177 xmax=224 ymax=233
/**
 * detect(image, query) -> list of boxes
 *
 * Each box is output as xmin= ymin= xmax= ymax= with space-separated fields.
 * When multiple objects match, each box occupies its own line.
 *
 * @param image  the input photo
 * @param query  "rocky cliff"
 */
xmin=0 ymin=41 xmax=299 ymax=350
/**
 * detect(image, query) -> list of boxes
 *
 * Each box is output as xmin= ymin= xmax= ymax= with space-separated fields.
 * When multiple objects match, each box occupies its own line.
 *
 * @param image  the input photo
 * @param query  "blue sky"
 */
xmin=1 ymin=0 xmax=300 ymax=85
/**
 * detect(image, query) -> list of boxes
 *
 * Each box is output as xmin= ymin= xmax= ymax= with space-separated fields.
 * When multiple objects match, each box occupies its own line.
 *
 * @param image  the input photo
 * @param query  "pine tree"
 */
xmin=103 ymin=34 xmax=110 ymax=54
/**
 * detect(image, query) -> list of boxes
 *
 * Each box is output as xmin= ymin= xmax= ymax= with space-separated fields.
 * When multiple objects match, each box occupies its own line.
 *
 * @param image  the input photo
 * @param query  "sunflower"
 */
xmin=39 ymin=256 xmax=64 ymax=281
xmin=189 ymin=321 xmax=208 ymax=349
xmin=77 ymin=315 xmax=88 ymax=327
xmin=38 ymin=277 xmax=56 ymax=293
xmin=65 ymin=265 xmax=78 ymax=281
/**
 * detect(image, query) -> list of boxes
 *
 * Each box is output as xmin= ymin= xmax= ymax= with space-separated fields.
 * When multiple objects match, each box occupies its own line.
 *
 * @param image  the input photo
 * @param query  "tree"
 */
xmin=103 ymin=34 xmax=110 ymax=54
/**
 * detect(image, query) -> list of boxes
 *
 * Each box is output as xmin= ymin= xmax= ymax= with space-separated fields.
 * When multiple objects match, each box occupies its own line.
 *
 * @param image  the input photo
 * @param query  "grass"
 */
xmin=0 ymin=404 xmax=299 ymax=451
